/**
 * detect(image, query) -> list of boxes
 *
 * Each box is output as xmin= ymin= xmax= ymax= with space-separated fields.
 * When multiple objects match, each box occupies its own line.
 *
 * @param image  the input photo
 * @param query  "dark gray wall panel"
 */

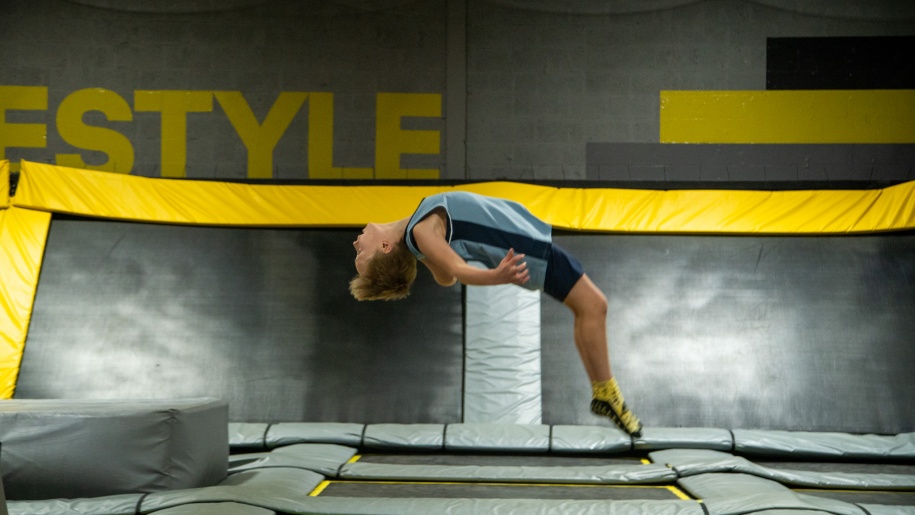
xmin=17 ymin=220 xmax=464 ymax=424
xmin=542 ymin=233 xmax=915 ymax=434
xmin=767 ymin=36 xmax=915 ymax=90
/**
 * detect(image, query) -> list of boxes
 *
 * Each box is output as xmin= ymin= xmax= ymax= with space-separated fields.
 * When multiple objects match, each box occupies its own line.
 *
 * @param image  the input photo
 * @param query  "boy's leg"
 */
xmin=563 ymin=274 xmax=642 ymax=436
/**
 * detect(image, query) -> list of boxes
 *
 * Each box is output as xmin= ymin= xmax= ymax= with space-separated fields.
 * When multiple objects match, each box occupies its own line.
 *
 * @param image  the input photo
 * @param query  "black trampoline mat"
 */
xmin=357 ymin=454 xmax=645 ymax=467
xmin=318 ymin=481 xmax=685 ymax=500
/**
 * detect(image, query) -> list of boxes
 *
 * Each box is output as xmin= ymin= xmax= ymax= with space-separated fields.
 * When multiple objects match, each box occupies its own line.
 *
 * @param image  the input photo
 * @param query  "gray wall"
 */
xmin=2 ymin=0 xmax=913 ymax=181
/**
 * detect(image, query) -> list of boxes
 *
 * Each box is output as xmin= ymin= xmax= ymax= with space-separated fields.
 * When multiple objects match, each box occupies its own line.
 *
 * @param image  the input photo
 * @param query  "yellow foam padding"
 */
xmin=1 ymin=160 xmax=8 ymax=208
xmin=660 ymin=90 xmax=915 ymax=144
xmin=13 ymin=160 xmax=915 ymax=234
xmin=0 ymin=206 xmax=52 ymax=398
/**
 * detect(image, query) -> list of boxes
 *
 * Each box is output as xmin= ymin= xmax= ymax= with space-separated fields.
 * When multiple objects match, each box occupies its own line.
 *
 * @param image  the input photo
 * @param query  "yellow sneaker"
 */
xmin=590 ymin=378 xmax=643 ymax=437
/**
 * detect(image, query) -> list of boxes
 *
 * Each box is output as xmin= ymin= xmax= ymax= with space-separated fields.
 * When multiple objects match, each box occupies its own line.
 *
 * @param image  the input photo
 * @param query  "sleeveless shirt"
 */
xmin=404 ymin=191 xmax=552 ymax=291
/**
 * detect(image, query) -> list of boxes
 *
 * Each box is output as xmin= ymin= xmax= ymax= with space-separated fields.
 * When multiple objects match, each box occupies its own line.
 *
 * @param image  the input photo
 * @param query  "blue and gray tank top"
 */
xmin=404 ymin=191 xmax=552 ymax=291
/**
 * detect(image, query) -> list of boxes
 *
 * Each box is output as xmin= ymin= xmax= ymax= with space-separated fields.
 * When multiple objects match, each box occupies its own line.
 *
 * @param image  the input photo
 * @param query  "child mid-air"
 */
xmin=349 ymin=191 xmax=642 ymax=436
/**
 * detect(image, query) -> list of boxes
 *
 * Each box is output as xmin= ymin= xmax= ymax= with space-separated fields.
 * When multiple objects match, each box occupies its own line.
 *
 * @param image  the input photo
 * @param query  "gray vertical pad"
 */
xmin=464 ymin=282 xmax=542 ymax=424
xmin=0 ymin=398 xmax=228 ymax=501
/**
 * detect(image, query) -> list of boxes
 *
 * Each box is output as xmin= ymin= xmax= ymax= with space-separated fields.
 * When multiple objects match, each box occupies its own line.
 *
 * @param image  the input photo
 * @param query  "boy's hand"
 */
xmin=495 ymin=248 xmax=530 ymax=286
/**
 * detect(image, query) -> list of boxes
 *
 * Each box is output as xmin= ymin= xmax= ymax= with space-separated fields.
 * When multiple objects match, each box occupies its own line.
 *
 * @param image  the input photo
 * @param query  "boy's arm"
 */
xmin=419 ymin=257 xmax=457 ymax=287
xmin=412 ymin=217 xmax=530 ymax=287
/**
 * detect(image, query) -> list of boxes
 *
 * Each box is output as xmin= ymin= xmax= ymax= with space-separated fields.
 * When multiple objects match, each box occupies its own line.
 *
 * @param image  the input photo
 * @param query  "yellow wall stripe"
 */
xmin=0 ymin=206 xmax=52 ymax=398
xmin=660 ymin=90 xmax=915 ymax=144
xmin=14 ymin=161 xmax=915 ymax=234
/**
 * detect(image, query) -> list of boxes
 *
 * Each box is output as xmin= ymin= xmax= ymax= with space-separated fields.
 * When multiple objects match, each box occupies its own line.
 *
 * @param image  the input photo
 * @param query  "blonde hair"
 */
xmin=349 ymin=242 xmax=417 ymax=301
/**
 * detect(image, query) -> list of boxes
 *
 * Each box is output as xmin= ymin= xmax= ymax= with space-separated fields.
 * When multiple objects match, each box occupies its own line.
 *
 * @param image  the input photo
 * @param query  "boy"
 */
xmin=350 ymin=191 xmax=642 ymax=436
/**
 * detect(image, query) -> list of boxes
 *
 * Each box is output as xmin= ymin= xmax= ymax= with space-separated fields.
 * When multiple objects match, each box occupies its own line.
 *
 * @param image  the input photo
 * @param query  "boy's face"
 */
xmin=353 ymin=223 xmax=384 ymax=276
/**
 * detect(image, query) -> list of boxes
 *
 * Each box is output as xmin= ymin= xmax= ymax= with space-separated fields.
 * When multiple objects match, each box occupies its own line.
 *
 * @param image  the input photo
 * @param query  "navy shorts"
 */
xmin=543 ymin=243 xmax=585 ymax=302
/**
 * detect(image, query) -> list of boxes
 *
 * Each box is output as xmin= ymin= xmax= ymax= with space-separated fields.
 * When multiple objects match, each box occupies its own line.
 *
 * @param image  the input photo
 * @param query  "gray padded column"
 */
xmin=464 ymin=274 xmax=542 ymax=424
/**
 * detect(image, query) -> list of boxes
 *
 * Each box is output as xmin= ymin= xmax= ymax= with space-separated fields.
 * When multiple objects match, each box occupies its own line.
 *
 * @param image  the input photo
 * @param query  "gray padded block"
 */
xmin=444 ymin=423 xmax=550 ymax=452
xmin=140 ymin=468 xmax=324 ymax=514
xmin=228 ymin=423 xmax=270 ymax=451
xmin=339 ymin=461 xmax=676 ymax=484
xmin=228 ymin=444 xmax=357 ymax=476
xmin=362 ymin=424 xmax=445 ymax=451
xmin=733 ymin=430 xmax=915 ymax=460
xmin=634 ymin=428 xmax=734 ymax=451
xmin=549 ymin=425 xmax=632 ymax=453
xmin=7 ymin=494 xmax=142 ymax=515
xmin=652 ymin=449 xmax=915 ymax=490
xmin=265 ymin=423 xmax=364 ymax=448
xmin=0 ymin=398 xmax=228 ymax=501
xmin=151 ymin=503 xmax=275 ymax=515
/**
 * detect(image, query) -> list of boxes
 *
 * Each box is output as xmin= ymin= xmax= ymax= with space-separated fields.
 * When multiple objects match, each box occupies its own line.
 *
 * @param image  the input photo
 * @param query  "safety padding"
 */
xmin=733 ymin=429 xmax=915 ymax=460
xmin=15 ymin=160 xmax=915 ymax=234
xmin=549 ymin=425 xmax=632 ymax=453
xmin=444 ymin=423 xmax=551 ymax=452
xmin=0 ymin=398 xmax=228 ymax=501
xmin=634 ymin=427 xmax=734 ymax=452
xmin=150 ymin=502 xmax=276 ymax=515
xmin=6 ymin=493 xmax=143 ymax=515
xmin=362 ymin=423 xmax=446 ymax=451
xmin=228 ymin=422 xmax=271 ymax=451
xmin=682 ymin=473 xmax=871 ymax=515
xmin=652 ymin=449 xmax=915 ymax=490
xmin=228 ymin=444 xmax=357 ymax=476
xmin=1 ymin=160 xmax=8 ymax=208
xmin=339 ymin=461 xmax=677 ymax=484
xmin=265 ymin=422 xmax=364 ymax=449
xmin=140 ymin=468 xmax=324 ymax=514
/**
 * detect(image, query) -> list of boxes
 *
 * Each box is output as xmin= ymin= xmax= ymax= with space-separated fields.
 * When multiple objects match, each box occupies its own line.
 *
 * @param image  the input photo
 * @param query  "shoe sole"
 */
xmin=590 ymin=399 xmax=642 ymax=438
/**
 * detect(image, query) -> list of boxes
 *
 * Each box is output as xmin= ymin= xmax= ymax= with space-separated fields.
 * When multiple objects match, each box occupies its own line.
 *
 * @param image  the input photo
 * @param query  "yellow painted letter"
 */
xmin=56 ymin=88 xmax=134 ymax=173
xmin=375 ymin=93 xmax=442 ymax=179
xmin=307 ymin=92 xmax=372 ymax=179
xmin=215 ymin=91 xmax=307 ymax=179
xmin=135 ymin=90 xmax=213 ymax=177
xmin=0 ymin=86 xmax=48 ymax=168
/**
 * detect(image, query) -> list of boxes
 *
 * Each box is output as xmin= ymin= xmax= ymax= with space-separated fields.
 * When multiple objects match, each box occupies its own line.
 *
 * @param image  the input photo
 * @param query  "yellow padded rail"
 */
xmin=1 ymin=159 xmax=8 ymax=208
xmin=0 ymin=205 xmax=52 ymax=398
xmin=660 ymin=90 xmax=915 ymax=144
xmin=13 ymin=160 xmax=915 ymax=234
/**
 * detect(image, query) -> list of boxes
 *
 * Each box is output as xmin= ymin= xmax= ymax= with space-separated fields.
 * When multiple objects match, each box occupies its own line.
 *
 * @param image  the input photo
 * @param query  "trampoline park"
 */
xmin=1 ymin=159 xmax=915 ymax=514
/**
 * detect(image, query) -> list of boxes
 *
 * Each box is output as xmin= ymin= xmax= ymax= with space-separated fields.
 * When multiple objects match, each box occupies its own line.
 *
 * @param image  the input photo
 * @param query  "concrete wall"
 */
xmin=2 ymin=0 xmax=913 ymax=182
